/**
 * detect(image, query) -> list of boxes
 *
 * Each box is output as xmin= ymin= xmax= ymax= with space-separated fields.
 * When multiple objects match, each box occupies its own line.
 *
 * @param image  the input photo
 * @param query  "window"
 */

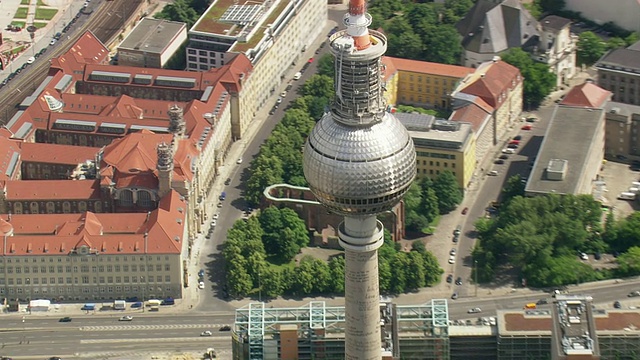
xmin=116 ymin=276 xmax=121 ymax=283
xmin=15 ymin=266 xmax=21 ymax=273
xmin=188 ymin=56 xmax=197 ymax=62
xmin=73 ymin=266 xmax=78 ymax=273
xmin=198 ymin=50 xmax=207 ymax=56
xmin=115 ymin=265 xmax=121 ymax=272
xmin=49 ymin=266 xmax=54 ymax=273
xmin=140 ymin=265 xmax=145 ymax=272
xmin=42 ymin=278 xmax=47 ymax=284
xmin=156 ymin=265 xmax=162 ymax=272
xmin=92 ymin=266 xmax=97 ymax=272
xmin=7 ymin=267 xmax=12 ymax=273
xmin=187 ymin=49 xmax=196 ymax=55
xmin=165 ymin=275 xmax=171 ymax=282
xmin=99 ymin=266 xmax=104 ymax=272
xmin=33 ymin=266 xmax=38 ymax=273
xmin=156 ymin=276 xmax=162 ymax=282
xmin=108 ymin=276 xmax=113 ymax=283
xmin=107 ymin=265 xmax=113 ymax=272
xmin=58 ymin=277 xmax=63 ymax=284
xmin=66 ymin=277 xmax=72 ymax=284
xmin=124 ymin=276 xmax=129 ymax=283
xmin=131 ymin=265 xmax=137 ymax=271
xmin=81 ymin=265 xmax=89 ymax=272
xmin=165 ymin=264 xmax=170 ymax=271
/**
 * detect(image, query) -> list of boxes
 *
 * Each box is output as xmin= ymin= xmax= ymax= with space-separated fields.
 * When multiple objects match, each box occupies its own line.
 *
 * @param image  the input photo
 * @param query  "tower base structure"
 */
xmin=339 ymin=215 xmax=384 ymax=360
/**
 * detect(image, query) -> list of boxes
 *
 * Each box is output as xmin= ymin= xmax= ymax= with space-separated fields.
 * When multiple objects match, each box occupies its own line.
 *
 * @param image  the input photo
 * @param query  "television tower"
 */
xmin=302 ymin=0 xmax=416 ymax=357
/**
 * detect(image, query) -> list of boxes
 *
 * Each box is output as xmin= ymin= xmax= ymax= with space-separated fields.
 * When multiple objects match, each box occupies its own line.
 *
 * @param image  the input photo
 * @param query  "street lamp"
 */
xmin=141 ymin=277 xmax=145 ymax=312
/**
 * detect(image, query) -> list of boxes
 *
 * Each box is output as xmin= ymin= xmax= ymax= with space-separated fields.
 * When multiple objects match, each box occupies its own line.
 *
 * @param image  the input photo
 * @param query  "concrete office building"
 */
xmin=117 ymin=18 xmax=188 ymax=68
xmin=596 ymin=41 xmax=640 ymax=106
xmin=302 ymin=0 xmax=416 ymax=357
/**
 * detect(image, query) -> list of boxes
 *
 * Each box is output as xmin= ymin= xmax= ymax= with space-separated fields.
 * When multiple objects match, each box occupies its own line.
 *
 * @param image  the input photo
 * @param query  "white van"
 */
xmin=618 ymin=192 xmax=636 ymax=200
xmin=632 ymin=182 xmax=640 ymax=188
xmin=630 ymin=187 xmax=639 ymax=193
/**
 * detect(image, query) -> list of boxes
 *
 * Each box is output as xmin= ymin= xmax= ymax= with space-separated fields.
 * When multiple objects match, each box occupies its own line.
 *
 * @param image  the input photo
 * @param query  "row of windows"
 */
xmin=416 ymin=152 xmax=457 ymax=160
xmin=187 ymin=49 xmax=224 ymax=58
xmin=187 ymin=56 xmax=219 ymax=66
xmin=1 ymin=264 xmax=170 ymax=273
xmin=417 ymin=160 xmax=456 ymax=168
xmin=419 ymin=169 xmax=456 ymax=176
xmin=401 ymin=85 xmax=449 ymax=95
xmin=1 ymin=255 xmax=171 ymax=263
xmin=601 ymin=74 xmax=637 ymax=84
xmin=404 ymin=76 xmax=452 ymax=86
xmin=0 ymin=275 xmax=171 ymax=285
xmin=188 ymin=63 xmax=212 ymax=71
xmin=0 ymin=285 xmax=173 ymax=295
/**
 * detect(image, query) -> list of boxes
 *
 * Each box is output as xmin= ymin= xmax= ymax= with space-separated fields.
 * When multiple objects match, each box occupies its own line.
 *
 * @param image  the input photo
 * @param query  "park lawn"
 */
xmin=421 ymin=215 xmax=441 ymax=235
xmin=20 ymin=0 xmax=30 ymax=5
xmin=11 ymin=21 xmax=26 ymax=28
xmin=35 ymin=7 xmax=57 ymax=20
xmin=14 ymin=7 xmax=29 ymax=19
xmin=33 ymin=21 xmax=48 ymax=29
xmin=37 ymin=0 xmax=50 ymax=5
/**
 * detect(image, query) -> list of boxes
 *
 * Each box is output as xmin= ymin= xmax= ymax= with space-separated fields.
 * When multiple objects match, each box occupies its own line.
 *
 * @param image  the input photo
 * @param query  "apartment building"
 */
xmin=396 ymin=113 xmax=476 ymax=189
xmin=596 ymin=41 xmax=640 ymax=106
xmin=382 ymin=57 xmax=474 ymax=110
xmin=186 ymin=0 xmax=327 ymax=132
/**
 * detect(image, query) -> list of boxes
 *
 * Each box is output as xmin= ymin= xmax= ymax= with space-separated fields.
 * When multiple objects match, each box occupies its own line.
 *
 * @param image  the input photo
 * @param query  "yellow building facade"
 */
xmin=382 ymin=57 xmax=474 ymax=109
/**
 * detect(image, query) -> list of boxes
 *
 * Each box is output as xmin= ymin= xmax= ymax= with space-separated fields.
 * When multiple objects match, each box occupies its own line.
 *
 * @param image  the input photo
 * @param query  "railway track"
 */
xmin=0 ymin=0 xmax=144 ymax=125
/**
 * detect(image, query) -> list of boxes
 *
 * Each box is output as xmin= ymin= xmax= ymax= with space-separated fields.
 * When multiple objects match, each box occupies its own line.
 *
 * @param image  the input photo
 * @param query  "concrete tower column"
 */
xmin=339 ymin=216 xmax=384 ymax=360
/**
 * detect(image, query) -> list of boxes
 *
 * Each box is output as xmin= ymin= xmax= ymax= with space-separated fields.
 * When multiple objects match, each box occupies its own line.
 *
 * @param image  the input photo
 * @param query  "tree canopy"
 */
xmin=501 ymin=48 xmax=556 ymax=108
xmin=576 ymin=31 xmax=607 ymax=66
xmin=472 ymin=194 xmax=605 ymax=287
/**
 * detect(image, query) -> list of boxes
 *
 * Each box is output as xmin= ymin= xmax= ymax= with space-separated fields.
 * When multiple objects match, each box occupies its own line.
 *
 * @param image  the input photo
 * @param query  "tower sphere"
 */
xmin=303 ymin=111 xmax=416 ymax=217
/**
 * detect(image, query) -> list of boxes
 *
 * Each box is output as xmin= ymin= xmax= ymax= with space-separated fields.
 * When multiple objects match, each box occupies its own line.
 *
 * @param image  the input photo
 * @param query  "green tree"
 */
xmin=421 ymin=250 xmax=444 ymax=285
xmin=602 ymin=210 xmax=618 ymax=248
xmin=538 ymin=0 xmax=565 ymax=13
xmin=390 ymin=252 xmax=409 ymax=293
xmin=154 ymin=0 xmax=200 ymax=28
xmin=607 ymin=37 xmax=628 ymax=50
xmin=300 ymin=75 xmax=334 ymax=99
xmin=617 ymin=247 xmax=640 ymax=277
xmin=260 ymin=267 xmax=286 ymax=299
xmin=290 ymin=256 xmax=315 ymax=295
xmin=405 ymin=251 xmax=426 ymax=290
xmin=378 ymin=258 xmax=392 ymax=293
xmin=421 ymin=25 xmax=463 ymax=65
xmin=404 ymin=182 xmax=430 ymax=231
xmin=328 ymin=256 xmax=346 ymax=293
xmin=501 ymin=48 xmax=556 ymax=107
xmin=226 ymin=256 xmax=253 ymax=298
xmin=615 ymin=212 xmax=640 ymax=251
xmin=310 ymin=258 xmax=332 ymax=293
xmin=432 ymin=170 xmax=462 ymax=214
xmin=245 ymin=155 xmax=284 ymax=205
xmin=503 ymin=175 xmax=525 ymax=202
xmin=577 ymin=31 xmax=607 ymax=65
xmin=316 ymin=53 xmax=335 ymax=78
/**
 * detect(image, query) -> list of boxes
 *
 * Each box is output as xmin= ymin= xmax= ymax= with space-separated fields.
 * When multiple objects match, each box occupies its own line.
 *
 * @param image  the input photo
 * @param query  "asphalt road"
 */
xmin=193 ymin=8 xmax=343 ymax=313
xmin=0 ymin=313 xmax=235 ymax=359
xmin=450 ymin=104 xmax=557 ymax=299
xmin=2 ymin=278 xmax=640 ymax=359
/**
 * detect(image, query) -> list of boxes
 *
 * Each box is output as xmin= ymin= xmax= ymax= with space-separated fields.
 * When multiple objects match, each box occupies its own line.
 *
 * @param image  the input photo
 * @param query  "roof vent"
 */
xmin=174 ymin=236 xmax=180 ymax=242
xmin=610 ymin=107 xmax=620 ymax=114
xmin=177 ymin=219 xmax=182 ymax=224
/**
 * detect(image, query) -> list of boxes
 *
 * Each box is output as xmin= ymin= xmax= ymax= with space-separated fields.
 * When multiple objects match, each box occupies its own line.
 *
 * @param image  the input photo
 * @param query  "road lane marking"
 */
xmin=79 ymin=323 xmax=226 ymax=331
xmin=81 ymin=336 xmax=228 ymax=344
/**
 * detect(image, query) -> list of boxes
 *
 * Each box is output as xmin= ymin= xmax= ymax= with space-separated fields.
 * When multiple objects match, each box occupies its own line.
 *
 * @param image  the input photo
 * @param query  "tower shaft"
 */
xmin=340 ymin=216 xmax=384 ymax=359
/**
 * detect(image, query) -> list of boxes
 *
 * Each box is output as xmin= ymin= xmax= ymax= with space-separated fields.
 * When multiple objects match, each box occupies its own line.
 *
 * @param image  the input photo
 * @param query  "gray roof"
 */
xmin=395 ymin=112 xmax=435 ymax=131
xmin=628 ymin=40 xmax=640 ymax=51
xmin=118 ymin=18 xmax=186 ymax=54
xmin=595 ymin=48 xmax=640 ymax=74
xmin=540 ymin=15 xmax=572 ymax=32
xmin=605 ymin=101 xmax=640 ymax=117
xmin=456 ymin=0 xmax=539 ymax=54
xmin=525 ymin=106 xmax=604 ymax=196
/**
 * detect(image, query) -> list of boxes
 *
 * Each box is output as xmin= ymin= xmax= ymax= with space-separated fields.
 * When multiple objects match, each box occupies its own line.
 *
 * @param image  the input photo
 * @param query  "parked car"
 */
xmin=450 ymin=248 xmax=456 ymax=256
xmin=131 ymin=302 xmax=143 ymax=308
xmin=494 ymin=159 xmax=505 ymax=164
xmin=526 ymin=117 xmax=537 ymax=122
xmin=455 ymin=277 xmax=462 ymax=285
xmin=522 ymin=124 xmax=532 ymax=130
xmin=446 ymin=274 xmax=453 ymax=283
xmin=614 ymin=301 xmax=622 ymax=309
xmin=509 ymin=140 xmax=520 ymax=145
xmin=201 ymin=331 xmax=213 ymax=336
xmin=59 ymin=317 xmax=72 ymax=322
xmin=198 ymin=269 xmax=205 ymax=278
xmin=49 ymin=39 xmax=57 ymax=46
xmin=452 ymin=234 xmax=459 ymax=243
xmin=198 ymin=281 xmax=205 ymax=289
xmin=499 ymin=154 xmax=509 ymax=160
xmin=224 ymin=178 xmax=231 ymax=185
xmin=536 ymin=299 xmax=548 ymax=305
xmin=119 ymin=316 xmax=133 ymax=321
xmin=507 ymin=143 xmax=519 ymax=149
xmin=580 ymin=252 xmax=589 ymax=260
xmin=293 ymin=72 xmax=302 ymax=80
xmin=461 ymin=207 xmax=468 ymax=215
xmin=236 ymin=157 xmax=243 ymax=164
xmin=448 ymin=255 xmax=456 ymax=264
xmin=451 ymin=292 xmax=458 ymax=300
xmin=219 ymin=325 xmax=232 ymax=331
xmin=594 ymin=252 xmax=602 ymax=260
xmin=468 ymin=307 xmax=482 ymax=314
xmin=628 ymin=291 xmax=640 ymax=297
xmin=513 ymin=135 xmax=522 ymax=140
xmin=488 ymin=170 xmax=498 ymax=176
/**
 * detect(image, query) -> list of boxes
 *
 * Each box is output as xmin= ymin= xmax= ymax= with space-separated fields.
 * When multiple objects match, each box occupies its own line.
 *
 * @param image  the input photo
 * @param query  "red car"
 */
xmin=462 ymin=207 xmax=469 ymax=215
xmin=509 ymin=140 xmax=520 ymax=145
xmin=522 ymin=124 xmax=532 ymax=130
xmin=308 ymin=58 xmax=314 ymax=63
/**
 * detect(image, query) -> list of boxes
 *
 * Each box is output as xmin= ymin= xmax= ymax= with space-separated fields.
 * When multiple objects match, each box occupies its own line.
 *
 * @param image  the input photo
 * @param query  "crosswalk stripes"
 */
xmin=79 ymin=323 xmax=222 ymax=331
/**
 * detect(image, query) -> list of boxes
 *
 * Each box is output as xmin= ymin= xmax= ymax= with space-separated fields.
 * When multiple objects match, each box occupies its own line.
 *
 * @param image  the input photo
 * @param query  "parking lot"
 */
xmin=598 ymin=161 xmax=640 ymax=218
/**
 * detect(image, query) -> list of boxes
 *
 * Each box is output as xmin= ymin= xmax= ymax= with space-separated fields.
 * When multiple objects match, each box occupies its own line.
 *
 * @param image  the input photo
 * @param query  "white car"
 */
xmin=49 ymin=39 xmax=57 ymax=46
xmin=293 ymin=72 xmax=302 ymax=80
xmin=276 ymin=97 xmax=283 ymax=104
xmin=468 ymin=307 xmax=482 ymax=314
xmin=488 ymin=170 xmax=498 ymax=176
xmin=502 ymin=148 xmax=515 ymax=154
xmin=198 ymin=281 xmax=205 ymax=289
xmin=450 ymin=248 xmax=456 ymax=256
xmin=200 ymin=330 xmax=213 ymax=336
xmin=26 ymin=56 xmax=35 ymax=64
xmin=236 ymin=157 xmax=243 ymax=164
xmin=119 ymin=316 xmax=133 ymax=321
xmin=580 ymin=252 xmax=588 ymax=260
xmin=280 ymin=90 xmax=287 ymax=97
xmin=212 ymin=213 xmax=219 ymax=220
xmin=448 ymin=255 xmax=455 ymax=264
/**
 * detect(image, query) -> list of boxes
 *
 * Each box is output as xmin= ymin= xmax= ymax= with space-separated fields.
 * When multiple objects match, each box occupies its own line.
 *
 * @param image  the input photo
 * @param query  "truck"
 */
xmin=147 ymin=299 xmax=161 ymax=311
xmin=618 ymin=192 xmax=637 ymax=201
xmin=113 ymin=300 xmax=126 ymax=310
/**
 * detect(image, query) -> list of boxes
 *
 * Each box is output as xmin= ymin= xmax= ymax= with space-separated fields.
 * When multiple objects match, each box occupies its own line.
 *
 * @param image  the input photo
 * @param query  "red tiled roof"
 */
xmin=449 ymin=101 xmax=493 ymax=132
xmin=460 ymin=60 xmax=521 ymax=108
xmin=4 ymin=179 xmax=101 ymax=200
xmin=20 ymin=142 xmax=98 ymax=165
xmin=383 ymin=56 xmax=474 ymax=78
xmin=0 ymin=190 xmax=186 ymax=256
xmin=0 ymin=137 xmax=23 ymax=180
xmin=102 ymin=130 xmax=172 ymax=175
xmin=560 ymin=81 xmax=611 ymax=108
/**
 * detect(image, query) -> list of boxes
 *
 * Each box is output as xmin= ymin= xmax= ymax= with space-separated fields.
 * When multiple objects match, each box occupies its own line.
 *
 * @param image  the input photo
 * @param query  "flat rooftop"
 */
xmin=525 ymin=106 xmax=604 ymax=195
xmin=119 ymin=18 xmax=186 ymax=54
xmin=396 ymin=112 xmax=473 ymax=150
xmin=191 ymin=0 xmax=268 ymax=36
